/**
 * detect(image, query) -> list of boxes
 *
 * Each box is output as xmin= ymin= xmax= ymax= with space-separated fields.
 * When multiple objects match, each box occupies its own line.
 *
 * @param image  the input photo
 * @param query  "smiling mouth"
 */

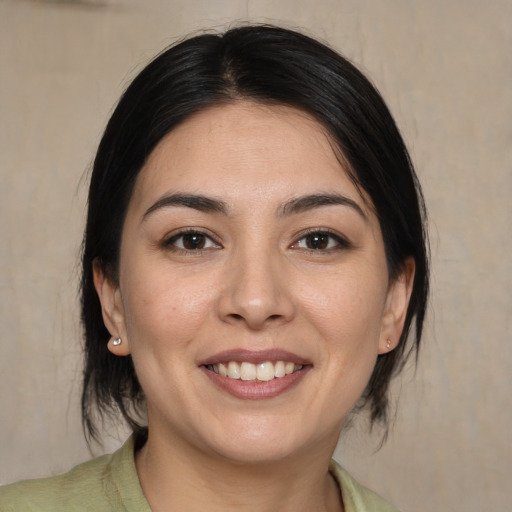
xmin=205 ymin=361 xmax=304 ymax=382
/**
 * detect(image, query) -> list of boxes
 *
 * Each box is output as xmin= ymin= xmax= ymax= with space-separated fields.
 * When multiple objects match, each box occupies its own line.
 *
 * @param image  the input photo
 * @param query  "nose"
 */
xmin=217 ymin=247 xmax=296 ymax=330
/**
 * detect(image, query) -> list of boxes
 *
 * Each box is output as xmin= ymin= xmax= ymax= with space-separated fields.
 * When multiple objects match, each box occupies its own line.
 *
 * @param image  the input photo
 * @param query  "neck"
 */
xmin=135 ymin=430 xmax=343 ymax=512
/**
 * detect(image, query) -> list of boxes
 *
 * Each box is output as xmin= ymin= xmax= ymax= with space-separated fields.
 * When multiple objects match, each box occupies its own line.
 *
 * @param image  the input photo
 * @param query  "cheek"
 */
xmin=298 ymin=266 xmax=388 ymax=345
xmin=120 ymin=264 xmax=217 ymax=351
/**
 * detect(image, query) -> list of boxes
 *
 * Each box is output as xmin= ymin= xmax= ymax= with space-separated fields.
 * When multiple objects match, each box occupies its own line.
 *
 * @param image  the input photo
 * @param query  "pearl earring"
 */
xmin=112 ymin=337 xmax=122 ymax=346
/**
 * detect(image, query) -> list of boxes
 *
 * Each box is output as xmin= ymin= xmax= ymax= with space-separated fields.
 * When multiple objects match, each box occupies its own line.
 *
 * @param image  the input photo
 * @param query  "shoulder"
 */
xmin=0 ymin=437 xmax=150 ymax=512
xmin=0 ymin=452 xmax=117 ymax=511
xmin=0 ymin=453 xmax=113 ymax=511
xmin=329 ymin=460 xmax=400 ymax=512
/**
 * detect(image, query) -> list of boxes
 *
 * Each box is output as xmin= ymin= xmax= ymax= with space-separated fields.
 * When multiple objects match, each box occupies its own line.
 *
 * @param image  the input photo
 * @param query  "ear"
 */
xmin=379 ymin=257 xmax=415 ymax=354
xmin=92 ymin=259 xmax=131 ymax=356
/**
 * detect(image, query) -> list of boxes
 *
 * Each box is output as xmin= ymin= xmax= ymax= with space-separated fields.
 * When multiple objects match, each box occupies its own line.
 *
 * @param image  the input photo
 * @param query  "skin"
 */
xmin=94 ymin=102 xmax=414 ymax=512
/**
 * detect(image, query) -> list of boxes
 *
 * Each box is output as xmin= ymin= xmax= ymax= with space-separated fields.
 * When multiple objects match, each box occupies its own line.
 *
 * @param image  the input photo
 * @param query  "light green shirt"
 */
xmin=0 ymin=437 xmax=399 ymax=511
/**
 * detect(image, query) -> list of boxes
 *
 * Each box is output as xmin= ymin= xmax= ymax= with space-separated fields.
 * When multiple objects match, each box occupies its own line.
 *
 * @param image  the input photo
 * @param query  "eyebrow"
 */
xmin=279 ymin=193 xmax=367 ymax=220
xmin=142 ymin=192 xmax=366 ymax=221
xmin=143 ymin=193 xmax=229 ymax=219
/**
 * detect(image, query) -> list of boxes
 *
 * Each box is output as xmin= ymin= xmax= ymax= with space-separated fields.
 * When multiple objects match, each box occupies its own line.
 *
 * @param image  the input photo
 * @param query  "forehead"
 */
xmin=130 ymin=101 xmax=367 ymax=214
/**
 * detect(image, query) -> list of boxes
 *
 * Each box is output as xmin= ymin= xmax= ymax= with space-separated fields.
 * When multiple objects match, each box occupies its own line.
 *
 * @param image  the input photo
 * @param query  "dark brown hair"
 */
xmin=81 ymin=24 xmax=429 ymax=442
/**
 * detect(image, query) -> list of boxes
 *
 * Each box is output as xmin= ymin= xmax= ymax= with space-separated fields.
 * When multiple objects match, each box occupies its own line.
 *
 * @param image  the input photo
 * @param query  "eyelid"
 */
xmin=162 ymin=227 xmax=222 ymax=251
xmin=291 ymin=228 xmax=352 ymax=250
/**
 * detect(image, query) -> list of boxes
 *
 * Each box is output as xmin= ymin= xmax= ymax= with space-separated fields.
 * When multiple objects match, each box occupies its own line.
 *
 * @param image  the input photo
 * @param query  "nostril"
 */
xmin=219 ymin=287 xmax=295 ymax=328
xmin=226 ymin=312 xmax=283 ymax=325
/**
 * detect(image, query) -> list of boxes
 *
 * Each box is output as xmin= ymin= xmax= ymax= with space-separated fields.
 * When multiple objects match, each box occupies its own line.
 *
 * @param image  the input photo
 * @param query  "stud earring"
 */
xmin=386 ymin=339 xmax=391 ymax=350
xmin=112 ymin=337 xmax=122 ymax=346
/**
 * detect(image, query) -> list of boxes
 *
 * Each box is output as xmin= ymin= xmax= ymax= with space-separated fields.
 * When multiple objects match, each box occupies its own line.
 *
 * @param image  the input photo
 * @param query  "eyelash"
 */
xmin=291 ymin=229 xmax=351 ymax=252
xmin=162 ymin=228 xmax=351 ymax=254
xmin=163 ymin=229 xmax=221 ymax=253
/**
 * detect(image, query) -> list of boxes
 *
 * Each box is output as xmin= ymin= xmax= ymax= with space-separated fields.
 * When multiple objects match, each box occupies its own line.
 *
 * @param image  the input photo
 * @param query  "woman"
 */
xmin=0 ymin=25 xmax=428 ymax=511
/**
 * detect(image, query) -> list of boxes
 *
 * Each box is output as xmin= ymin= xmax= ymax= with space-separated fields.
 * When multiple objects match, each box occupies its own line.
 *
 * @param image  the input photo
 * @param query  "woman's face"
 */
xmin=96 ymin=102 xmax=412 ymax=463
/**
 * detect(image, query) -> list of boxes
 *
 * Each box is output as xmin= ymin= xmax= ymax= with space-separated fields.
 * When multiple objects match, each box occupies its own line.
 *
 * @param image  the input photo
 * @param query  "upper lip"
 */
xmin=198 ymin=349 xmax=311 ymax=366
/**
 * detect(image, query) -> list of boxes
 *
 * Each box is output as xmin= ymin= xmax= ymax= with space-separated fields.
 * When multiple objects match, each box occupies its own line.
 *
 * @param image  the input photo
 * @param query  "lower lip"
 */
xmin=200 ymin=366 xmax=311 ymax=400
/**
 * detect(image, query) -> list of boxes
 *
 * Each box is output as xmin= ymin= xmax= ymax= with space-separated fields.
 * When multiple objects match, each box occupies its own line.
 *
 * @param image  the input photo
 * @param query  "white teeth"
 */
xmin=274 ymin=361 xmax=285 ymax=378
xmin=218 ymin=362 xmax=228 ymax=377
xmin=240 ymin=362 xmax=257 ymax=381
xmin=227 ymin=361 xmax=240 ymax=379
xmin=256 ymin=362 xmax=275 ymax=382
xmin=210 ymin=361 xmax=303 ymax=382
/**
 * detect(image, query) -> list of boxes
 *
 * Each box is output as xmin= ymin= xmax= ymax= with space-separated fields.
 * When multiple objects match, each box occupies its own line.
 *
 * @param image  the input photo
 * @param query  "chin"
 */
xmin=213 ymin=438 xmax=303 ymax=465
xmin=199 ymin=417 xmax=327 ymax=465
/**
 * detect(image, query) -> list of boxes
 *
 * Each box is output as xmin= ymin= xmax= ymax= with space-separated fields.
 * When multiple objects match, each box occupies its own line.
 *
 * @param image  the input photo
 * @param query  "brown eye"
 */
xmin=182 ymin=233 xmax=206 ymax=250
xmin=305 ymin=233 xmax=329 ymax=250
xmin=293 ymin=230 xmax=350 ymax=251
xmin=166 ymin=231 xmax=220 ymax=251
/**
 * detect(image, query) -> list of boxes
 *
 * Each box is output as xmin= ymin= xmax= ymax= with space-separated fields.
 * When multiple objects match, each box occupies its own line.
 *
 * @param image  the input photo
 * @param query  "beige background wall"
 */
xmin=1 ymin=0 xmax=511 ymax=510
